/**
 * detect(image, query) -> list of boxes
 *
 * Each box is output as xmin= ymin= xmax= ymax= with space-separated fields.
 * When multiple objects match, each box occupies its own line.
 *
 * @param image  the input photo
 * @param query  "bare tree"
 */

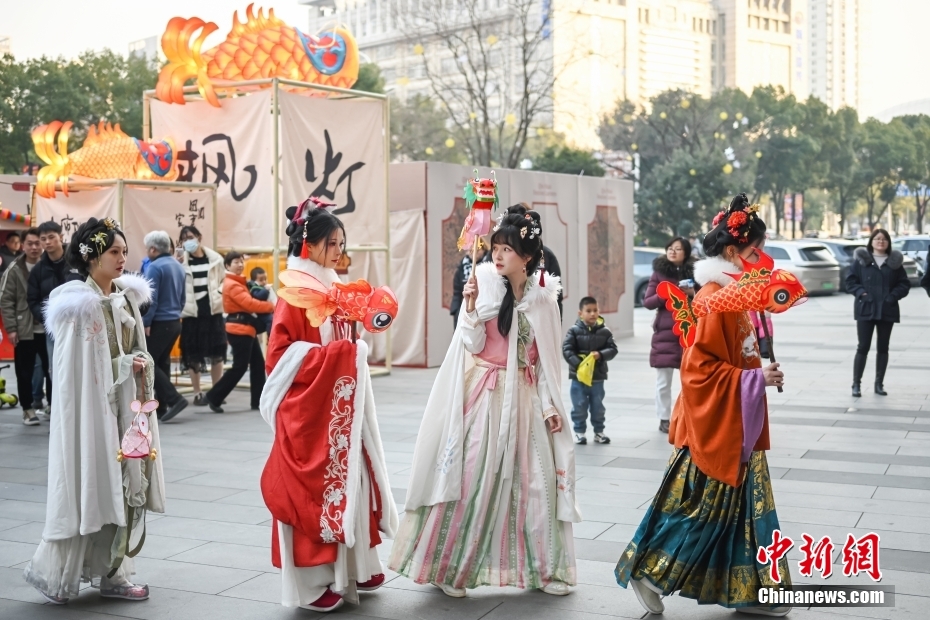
xmin=390 ymin=0 xmax=556 ymax=169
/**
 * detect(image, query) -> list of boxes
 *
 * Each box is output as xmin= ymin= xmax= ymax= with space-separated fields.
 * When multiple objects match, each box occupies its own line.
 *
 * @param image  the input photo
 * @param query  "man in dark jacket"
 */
xmin=27 ymin=221 xmax=81 ymax=384
xmin=562 ymin=296 xmax=618 ymax=445
xmin=0 ymin=232 xmax=23 ymax=276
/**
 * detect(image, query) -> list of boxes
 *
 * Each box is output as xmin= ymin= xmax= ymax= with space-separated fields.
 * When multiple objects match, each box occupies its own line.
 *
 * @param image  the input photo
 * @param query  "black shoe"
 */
xmin=875 ymin=383 xmax=888 ymax=396
xmin=659 ymin=420 xmax=670 ymax=434
xmin=160 ymin=398 xmax=189 ymax=423
xmin=852 ymin=383 xmax=861 ymax=398
xmin=209 ymin=401 xmax=224 ymax=413
xmin=193 ymin=392 xmax=207 ymax=406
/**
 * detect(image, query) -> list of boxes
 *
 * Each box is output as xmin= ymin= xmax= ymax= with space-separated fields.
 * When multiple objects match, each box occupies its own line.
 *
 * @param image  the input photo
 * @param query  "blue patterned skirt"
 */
xmin=615 ymin=447 xmax=790 ymax=607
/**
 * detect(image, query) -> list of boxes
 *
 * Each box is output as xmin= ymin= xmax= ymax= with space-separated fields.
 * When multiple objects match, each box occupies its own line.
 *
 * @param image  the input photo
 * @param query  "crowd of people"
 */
xmin=7 ymin=191 xmax=920 ymax=617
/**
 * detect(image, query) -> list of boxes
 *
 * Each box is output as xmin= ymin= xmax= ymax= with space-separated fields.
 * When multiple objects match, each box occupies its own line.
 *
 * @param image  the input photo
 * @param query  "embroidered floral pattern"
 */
xmin=556 ymin=468 xmax=574 ymax=495
xmin=435 ymin=435 xmax=457 ymax=474
xmin=320 ymin=376 xmax=356 ymax=543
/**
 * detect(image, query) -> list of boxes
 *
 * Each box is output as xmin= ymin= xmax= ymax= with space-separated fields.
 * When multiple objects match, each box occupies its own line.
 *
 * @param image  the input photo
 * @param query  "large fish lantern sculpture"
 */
xmin=156 ymin=4 xmax=359 ymax=107
xmin=277 ymin=270 xmax=398 ymax=334
xmin=657 ymin=249 xmax=807 ymax=348
xmin=32 ymin=121 xmax=178 ymax=199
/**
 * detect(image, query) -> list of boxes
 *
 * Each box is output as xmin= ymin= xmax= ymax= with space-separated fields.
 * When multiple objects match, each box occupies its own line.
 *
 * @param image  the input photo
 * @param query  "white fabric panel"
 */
xmin=150 ymin=93 xmax=272 ymax=248
xmin=278 ymin=91 xmax=387 ymax=247
xmin=358 ymin=208 xmax=426 ymax=366
xmin=33 ymin=186 xmax=119 ymax=243
xmin=122 ymin=187 xmax=214 ymax=271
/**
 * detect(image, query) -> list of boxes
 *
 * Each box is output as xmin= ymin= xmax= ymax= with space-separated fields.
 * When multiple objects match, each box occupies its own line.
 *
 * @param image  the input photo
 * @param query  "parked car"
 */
xmin=891 ymin=235 xmax=930 ymax=270
xmin=633 ymin=247 xmax=664 ymax=307
xmin=762 ymin=240 xmax=841 ymax=296
xmin=821 ymin=239 xmax=920 ymax=289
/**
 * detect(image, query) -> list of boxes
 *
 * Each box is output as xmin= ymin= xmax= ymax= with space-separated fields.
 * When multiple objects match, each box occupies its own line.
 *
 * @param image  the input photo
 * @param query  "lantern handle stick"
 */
xmin=757 ymin=311 xmax=782 ymax=393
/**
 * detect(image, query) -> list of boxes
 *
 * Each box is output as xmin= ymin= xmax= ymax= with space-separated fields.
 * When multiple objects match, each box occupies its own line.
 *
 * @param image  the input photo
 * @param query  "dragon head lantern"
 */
xmin=457 ymin=170 xmax=499 ymax=251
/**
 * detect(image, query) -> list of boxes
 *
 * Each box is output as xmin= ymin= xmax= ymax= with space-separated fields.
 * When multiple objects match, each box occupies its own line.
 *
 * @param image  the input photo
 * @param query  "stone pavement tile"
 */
xmin=880 ymin=550 xmax=930 ymax=575
xmin=0 ymin=499 xmax=48 ymax=522
xmin=0 ymin=600 xmax=122 ymax=620
xmin=575 ymin=465 xmax=663 ymax=483
xmin=772 ymin=478 xmax=878 ymax=499
xmin=0 ymin=539 xmax=38 ymax=567
xmin=175 ymin=471 xmax=261 ymax=491
xmin=213 ymin=489 xmax=266 ymax=508
xmin=872 ymin=487 xmax=930 ymax=503
xmin=575 ymin=559 xmax=619 ymax=588
xmin=781 ymin=469 xmax=930 ymax=491
xmin=803 ymin=450 xmax=930 ymax=467
xmin=216 ymin=572 xmax=281 ymax=604
xmin=896 ymin=446 xmax=930 ymax=457
xmin=162 ymin=497 xmax=270 ymax=525
xmin=573 ymin=521 xmax=614 ymax=540
xmin=134 ymin=535 xmax=210 ymax=560
xmin=0 ymin=566 xmax=50 ymax=605
xmin=0 ymin=482 xmax=48 ymax=503
xmin=885 ymin=464 xmax=930 ymax=478
xmin=0 ymin=466 xmax=47 ymax=486
xmin=799 ymin=593 xmax=926 ymax=620
xmin=0 ymin=516 xmax=29 ymax=533
xmin=856 ymin=513 xmax=930 ymax=535
xmin=160 ymin=468 xmax=208 ymax=484
xmin=342 ymin=583 xmax=510 ymax=620
xmin=777 ymin=521 xmax=930 ymax=554
xmin=0 ymin=454 xmax=48 ymax=470
xmin=776 ymin=506 xmax=862 ymax=528
xmin=602 ymin=456 xmax=668 ymax=471
xmin=575 ymin=476 xmax=661 ymax=496
xmin=576 ymin=488 xmax=654 ymax=507
xmin=167 ymin=541 xmax=276 ymax=573
xmin=164 ymin=482 xmax=243 ymax=502
xmin=132 ymin=557 xmax=261 ymax=595
xmin=577 ymin=505 xmax=647 ymax=526
xmin=776 ymin=492 xmax=930 ymax=519
xmin=205 ymin=439 xmax=272 ymax=454
xmin=145 ymin=516 xmax=268 ymax=548
xmin=0 ymin=520 xmax=43 ymax=544
xmin=573 ymin=539 xmax=627 ymax=564
xmin=63 ymin=584 xmax=305 ymax=620
xmin=593 ymin=523 xmax=638 ymax=544
xmin=768 ymin=458 xmax=889 ymax=475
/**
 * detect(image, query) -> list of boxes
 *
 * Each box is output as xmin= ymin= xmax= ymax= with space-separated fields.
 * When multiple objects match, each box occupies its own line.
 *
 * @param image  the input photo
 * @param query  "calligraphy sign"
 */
xmin=280 ymin=91 xmax=386 ymax=247
xmin=33 ymin=186 xmax=120 ymax=244
xmin=122 ymin=187 xmax=215 ymax=271
xmin=151 ymin=92 xmax=272 ymax=248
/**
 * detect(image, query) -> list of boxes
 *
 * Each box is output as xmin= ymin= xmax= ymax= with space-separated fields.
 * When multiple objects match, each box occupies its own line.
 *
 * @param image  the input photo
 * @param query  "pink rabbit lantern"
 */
xmin=117 ymin=399 xmax=159 ymax=462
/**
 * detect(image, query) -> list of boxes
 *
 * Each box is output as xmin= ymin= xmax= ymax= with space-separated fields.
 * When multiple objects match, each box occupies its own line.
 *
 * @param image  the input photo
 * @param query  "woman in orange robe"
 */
xmin=615 ymin=195 xmax=791 ymax=617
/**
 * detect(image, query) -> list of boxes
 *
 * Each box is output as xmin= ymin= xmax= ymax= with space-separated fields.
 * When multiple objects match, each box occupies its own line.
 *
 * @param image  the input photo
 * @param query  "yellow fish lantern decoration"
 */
xmin=32 ymin=121 xmax=179 ymax=199
xmin=156 ymin=4 xmax=360 ymax=107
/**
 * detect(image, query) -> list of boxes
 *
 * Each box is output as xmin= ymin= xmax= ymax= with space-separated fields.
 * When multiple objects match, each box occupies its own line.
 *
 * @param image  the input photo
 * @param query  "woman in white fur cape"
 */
xmin=388 ymin=205 xmax=581 ymax=597
xmin=23 ymin=218 xmax=163 ymax=605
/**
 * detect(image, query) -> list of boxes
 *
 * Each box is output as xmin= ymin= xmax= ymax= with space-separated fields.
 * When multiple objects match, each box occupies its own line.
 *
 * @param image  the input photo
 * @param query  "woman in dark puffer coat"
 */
xmin=642 ymin=237 xmax=696 ymax=433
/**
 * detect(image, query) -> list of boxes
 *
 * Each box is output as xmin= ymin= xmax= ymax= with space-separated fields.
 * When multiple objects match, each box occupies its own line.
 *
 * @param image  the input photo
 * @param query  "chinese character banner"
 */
xmin=150 ymin=92 xmax=273 ymax=249
xmin=279 ymin=91 xmax=387 ymax=247
xmin=122 ymin=187 xmax=215 ymax=272
xmin=33 ymin=186 xmax=120 ymax=245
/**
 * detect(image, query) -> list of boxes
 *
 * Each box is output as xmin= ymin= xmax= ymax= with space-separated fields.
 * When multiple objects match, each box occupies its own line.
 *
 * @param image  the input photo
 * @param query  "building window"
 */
xmin=783 ymin=21 xmax=790 ymax=33
xmin=711 ymin=41 xmax=716 ymax=60
xmin=713 ymin=19 xmax=717 ymax=34
xmin=763 ymin=18 xmax=769 ymax=30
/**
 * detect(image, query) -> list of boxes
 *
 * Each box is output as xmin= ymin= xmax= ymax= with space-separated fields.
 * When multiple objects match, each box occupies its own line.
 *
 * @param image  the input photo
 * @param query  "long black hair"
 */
xmin=702 ymin=193 xmax=767 ymax=258
xmin=489 ymin=204 xmax=544 ymax=337
xmin=285 ymin=203 xmax=346 ymax=258
xmin=67 ymin=217 xmax=127 ymax=277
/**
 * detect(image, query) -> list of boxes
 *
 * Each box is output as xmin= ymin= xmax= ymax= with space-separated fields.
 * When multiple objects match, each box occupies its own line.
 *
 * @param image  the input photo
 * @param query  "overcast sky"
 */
xmin=2 ymin=0 xmax=927 ymax=118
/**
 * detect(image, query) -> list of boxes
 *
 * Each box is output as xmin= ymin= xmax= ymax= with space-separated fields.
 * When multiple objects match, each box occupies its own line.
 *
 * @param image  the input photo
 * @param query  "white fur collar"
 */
xmin=473 ymin=261 xmax=562 ymax=314
xmin=694 ymin=256 xmax=740 ymax=288
xmin=286 ymin=255 xmax=341 ymax=285
xmin=44 ymin=273 xmax=153 ymax=334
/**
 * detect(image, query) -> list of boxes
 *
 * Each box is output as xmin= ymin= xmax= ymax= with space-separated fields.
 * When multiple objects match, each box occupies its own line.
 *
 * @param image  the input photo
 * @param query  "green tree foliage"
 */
xmin=389 ymin=94 xmax=465 ymax=164
xmin=531 ymin=146 xmax=604 ymax=176
xmin=352 ymin=63 xmax=385 ymax=95
xmin=857 ymin=118 xmax=916 ymax=229
xmin=898 ymin=115 xmax=930 ymax=233
xmin=0 ymin=51 xmax=159 ymax=174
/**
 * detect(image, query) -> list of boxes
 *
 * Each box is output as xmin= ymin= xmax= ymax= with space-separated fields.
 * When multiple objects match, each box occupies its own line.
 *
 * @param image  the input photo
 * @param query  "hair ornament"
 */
xmin=79 ymin=243 xmax=92 ymax=260
xmin=520 ymin=225 xmax=528 ymax=239
xmin=90 ymin=231 xmax=109 ymax=255
xmin=292 ymin=195 xmax=336 ymax=226
xmin=493 ymin=211 xmax=506 ymax=232
xmin=102 ymin=217 xmax=120 ymax=230
xmin=713 ymin=195 xmax=759 ymax=244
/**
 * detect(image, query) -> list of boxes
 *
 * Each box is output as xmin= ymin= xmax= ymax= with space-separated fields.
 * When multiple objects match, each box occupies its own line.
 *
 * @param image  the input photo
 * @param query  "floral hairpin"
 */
xmin=90 ymin=231 xmax=109 ymax=255
xmin=102 ymin=217 xmax=120 ymax=230
xmin=493 ymin=211 xmax=506 ymax=232
xmin=520 ymin=225 xmax=528 ymax=238
xmin=79 ymin=243 xmax=92 ymax=260
xmin=528 ymin=225 xmax=540 ymax=239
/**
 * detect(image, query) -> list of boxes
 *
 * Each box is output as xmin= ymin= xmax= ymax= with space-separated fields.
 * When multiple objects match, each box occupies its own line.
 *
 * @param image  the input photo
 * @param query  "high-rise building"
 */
xmin=0 ymin=36 xmax=11 ymax=56
xmin=302 ymin=0 xmax=809 ymax=149
xmin=808 ymin=0 xmax=859 ymax=110
xmin=128 ymin=36 xmax=160 ymax=62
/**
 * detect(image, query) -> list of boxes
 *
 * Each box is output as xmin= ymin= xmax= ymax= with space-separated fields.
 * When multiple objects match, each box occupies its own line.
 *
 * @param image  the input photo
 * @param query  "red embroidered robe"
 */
xmin=261 ymin=299 xmax=384 ymax=568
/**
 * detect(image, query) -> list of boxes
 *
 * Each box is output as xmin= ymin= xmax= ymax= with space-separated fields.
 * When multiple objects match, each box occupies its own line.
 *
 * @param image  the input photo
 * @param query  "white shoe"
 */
xmin=22 ymin=410 xmax=39 ymax=426
xmin=738 ymin=605 xmax=791 ymax=616
xmin=432 ymin=582 xmax=466 ymax=598
xmin=541 ymin=581 xmax=570 ymax=596
xmin=630 ymin=578 xmax=665 ymax=614
xmin=36 ymin=407 xmax=50 ymax=421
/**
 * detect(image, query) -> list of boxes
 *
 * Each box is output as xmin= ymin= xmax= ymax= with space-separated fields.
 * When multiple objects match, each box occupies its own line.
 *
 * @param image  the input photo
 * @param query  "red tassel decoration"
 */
xmin=539 ymin=269 xmax=545 ymax=287
xmin=300 ymin=222 xmax=309 ymax=259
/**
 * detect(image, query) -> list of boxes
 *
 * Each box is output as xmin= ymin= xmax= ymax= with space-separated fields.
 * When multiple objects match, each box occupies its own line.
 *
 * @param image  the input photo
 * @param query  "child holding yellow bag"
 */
xmin=562 ymin=297 xmax=618 ymax=444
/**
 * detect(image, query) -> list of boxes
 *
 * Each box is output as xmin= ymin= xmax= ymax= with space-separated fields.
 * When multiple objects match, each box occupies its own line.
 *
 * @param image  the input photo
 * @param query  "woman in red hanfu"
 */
xmin=259 ymin=198 xmax=398 ymax=613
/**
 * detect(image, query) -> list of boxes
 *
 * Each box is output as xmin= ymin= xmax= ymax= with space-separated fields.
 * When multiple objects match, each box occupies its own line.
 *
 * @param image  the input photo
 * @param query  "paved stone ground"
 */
xmin=1 ymin=290 xmax=928 ymax=619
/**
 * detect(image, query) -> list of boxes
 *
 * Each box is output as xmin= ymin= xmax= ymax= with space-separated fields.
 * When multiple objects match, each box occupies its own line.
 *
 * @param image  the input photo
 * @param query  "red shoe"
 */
xmin=303 ymin=588 xmax=343 ymax=612
xmin=357 ymin=573 xmax=386 ymax=592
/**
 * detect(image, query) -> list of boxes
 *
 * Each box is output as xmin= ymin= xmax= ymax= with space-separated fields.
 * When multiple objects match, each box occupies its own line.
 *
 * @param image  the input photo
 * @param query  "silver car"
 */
xmin=763 ymin=241 xmax=840 ymax=296
xmin=633 ymin=248 xmax=665 ymax=307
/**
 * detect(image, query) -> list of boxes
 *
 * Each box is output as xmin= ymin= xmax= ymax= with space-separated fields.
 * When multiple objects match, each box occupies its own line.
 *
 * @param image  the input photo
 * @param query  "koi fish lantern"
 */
xmin=457 ymin=170 xmax=499 ymax=252
xmin=156 ymin=3 xmax=360 ymax=107
xmin=657 ymin=249 xmax=807 ymax=348
xmin=277 ymin=270 xmax=398 ymax=334
xmin=32 ymin=121 xmax=178 ymax=199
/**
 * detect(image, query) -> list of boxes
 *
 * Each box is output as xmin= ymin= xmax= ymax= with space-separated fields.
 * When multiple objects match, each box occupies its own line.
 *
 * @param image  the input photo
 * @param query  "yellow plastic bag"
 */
xmin=576 ymin=354 xmax=596 ymax=387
